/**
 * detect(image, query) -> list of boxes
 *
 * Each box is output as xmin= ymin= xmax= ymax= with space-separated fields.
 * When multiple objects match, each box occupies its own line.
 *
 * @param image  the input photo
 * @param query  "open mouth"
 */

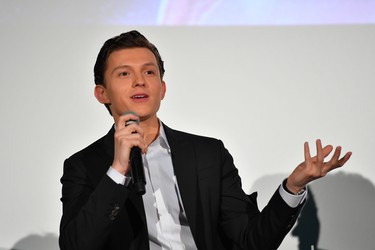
xmin=131 ymin=94 xmax=148 ymax=99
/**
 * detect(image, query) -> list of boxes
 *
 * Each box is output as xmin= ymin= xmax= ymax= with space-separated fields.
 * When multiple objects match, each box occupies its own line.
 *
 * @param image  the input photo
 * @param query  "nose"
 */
xmin=133 ymin=72 xmax=146 ymax=87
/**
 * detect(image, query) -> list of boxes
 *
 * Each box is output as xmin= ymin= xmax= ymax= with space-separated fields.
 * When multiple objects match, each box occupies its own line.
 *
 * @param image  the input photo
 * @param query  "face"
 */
xmin=95 ymin=48 xmax=166 ymax=123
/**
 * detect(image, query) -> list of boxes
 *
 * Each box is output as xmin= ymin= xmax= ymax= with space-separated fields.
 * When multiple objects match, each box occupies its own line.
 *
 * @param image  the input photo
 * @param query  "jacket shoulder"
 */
xmin=66 ymin=127 xmax=114 ymax=162
xmin=163 ymin=123 xmax=222 ymax=144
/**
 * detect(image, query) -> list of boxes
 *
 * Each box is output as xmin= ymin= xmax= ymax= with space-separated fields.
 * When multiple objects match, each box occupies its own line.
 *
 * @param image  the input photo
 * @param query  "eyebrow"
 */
xmin=111 ymin=62 xmax=158 ymax=74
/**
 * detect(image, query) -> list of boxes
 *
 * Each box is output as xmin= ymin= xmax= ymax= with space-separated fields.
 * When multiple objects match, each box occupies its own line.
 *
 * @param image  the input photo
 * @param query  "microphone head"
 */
xmin=123 ymin=111 xmax=140 ymax=126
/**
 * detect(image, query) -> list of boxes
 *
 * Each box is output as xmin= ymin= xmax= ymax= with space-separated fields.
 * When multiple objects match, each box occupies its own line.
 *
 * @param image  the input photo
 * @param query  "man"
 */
xmin=59 ymin=30 xmax=351 ymax=250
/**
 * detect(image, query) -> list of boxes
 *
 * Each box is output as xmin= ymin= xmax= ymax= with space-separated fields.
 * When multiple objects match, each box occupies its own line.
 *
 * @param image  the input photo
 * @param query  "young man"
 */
xmin=59 ymin=30 xmax=351 ymax=250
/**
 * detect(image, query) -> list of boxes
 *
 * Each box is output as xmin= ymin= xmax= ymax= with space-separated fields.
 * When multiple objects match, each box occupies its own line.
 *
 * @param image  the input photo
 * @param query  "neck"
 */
xmin=139 ymin=116 xmax=160 ymax=146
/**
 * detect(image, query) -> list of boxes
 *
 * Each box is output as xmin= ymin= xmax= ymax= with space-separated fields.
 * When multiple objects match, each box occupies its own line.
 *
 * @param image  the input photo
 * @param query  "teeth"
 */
xmin=133 ymin=95 xmax=145 ymax=99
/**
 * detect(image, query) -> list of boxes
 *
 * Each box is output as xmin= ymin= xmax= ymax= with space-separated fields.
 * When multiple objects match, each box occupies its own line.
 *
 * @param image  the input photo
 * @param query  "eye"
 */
xmin=145 ymin=70 xmax=155 ymax=75
xmin=118 ymin=71 xmax=129 ymax=77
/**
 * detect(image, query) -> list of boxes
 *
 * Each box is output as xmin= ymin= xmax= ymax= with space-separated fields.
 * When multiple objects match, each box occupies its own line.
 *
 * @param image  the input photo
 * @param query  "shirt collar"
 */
xmin=158 ymin=120 xmax=171 ymax=151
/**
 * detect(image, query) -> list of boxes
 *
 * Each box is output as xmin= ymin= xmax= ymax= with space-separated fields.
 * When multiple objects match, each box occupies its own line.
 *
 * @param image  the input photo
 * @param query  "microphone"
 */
xmin=123 ymin=111 xmax=146 ymax=195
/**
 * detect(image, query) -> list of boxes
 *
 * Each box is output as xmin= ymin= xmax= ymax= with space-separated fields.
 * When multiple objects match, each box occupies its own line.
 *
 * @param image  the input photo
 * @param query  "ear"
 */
xmin=94 ymin=85 xmax=110 ymax=104
xmin=160 ymin=81 xmax=166 ymax=100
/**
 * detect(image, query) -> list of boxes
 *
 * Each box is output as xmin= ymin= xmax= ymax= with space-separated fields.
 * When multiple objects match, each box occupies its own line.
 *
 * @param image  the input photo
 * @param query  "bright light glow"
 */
xmin=1 ymin=0 xmax=375 ymax=26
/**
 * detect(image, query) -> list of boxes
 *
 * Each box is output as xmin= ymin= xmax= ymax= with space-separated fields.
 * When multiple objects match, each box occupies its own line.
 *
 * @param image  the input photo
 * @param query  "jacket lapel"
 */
xmin=163 ymin=124 xmax=204 ymax=247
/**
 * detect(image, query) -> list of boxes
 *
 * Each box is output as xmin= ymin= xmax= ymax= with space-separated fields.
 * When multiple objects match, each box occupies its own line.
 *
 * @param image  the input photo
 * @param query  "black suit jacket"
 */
xmin=59 ymin=124 xmax=302 ymax=250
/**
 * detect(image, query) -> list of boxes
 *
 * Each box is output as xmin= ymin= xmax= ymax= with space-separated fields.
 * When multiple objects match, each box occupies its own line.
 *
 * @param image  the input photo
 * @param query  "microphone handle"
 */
xmin=130 ymin=146 xmax=146 ymax=195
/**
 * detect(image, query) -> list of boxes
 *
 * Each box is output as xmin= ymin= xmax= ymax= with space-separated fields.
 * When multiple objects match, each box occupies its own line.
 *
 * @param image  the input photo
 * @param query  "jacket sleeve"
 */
xmin=59 ymin=156 xmax=131 ymax=250
xmin=217 ymin=140 xmax=304 ymax=250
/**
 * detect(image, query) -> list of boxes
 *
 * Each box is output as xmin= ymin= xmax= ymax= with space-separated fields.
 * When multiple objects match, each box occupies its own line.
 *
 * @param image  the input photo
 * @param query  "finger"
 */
xmin=304 ymin=142 xmax=312 ymax=164
xmin=322 ymin=144 xmax=334 ymax=158
xmin=125 ymin=123 xmax=144 ymax=136
xmin=116 ymin=118 xmax=144 ymax=139
xmin=310 ymin=145 xmax=333 ymax=161
xmin=129 ymin=135 xmax=148 ymax=154
xmin=326 ymin=146 xmax=342 ymax=166
xmin=322 ymin=146 xmax=341 ymax=173
xmin=116 ymin=132 xmax=146 ymax=150
xmin=325 ymin=151 xmax=352 ymax=173
xmin=115 ymin=123 xmax=143 ymax=138
xmin=316 ymin=139 xmax=324 ymax=164
xmin=116 ymin=113 xmax=140 ymax=130
xmin=335 ymin=151 xmax=352 ymax=168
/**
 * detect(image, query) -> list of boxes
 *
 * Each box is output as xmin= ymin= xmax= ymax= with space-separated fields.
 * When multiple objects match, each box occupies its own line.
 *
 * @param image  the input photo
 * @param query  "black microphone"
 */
xmin=124 ymin=111 xmax=146 ymax=195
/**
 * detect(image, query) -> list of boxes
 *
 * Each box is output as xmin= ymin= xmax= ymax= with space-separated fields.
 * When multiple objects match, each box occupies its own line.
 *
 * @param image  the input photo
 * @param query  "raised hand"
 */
xmin=286 ymin=139 xmax=352 ymax=194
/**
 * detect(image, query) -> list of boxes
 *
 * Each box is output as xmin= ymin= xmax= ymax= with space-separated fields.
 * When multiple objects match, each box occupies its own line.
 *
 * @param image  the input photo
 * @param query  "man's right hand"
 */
xmin=112 ymin=113 xmax=147 ymax=175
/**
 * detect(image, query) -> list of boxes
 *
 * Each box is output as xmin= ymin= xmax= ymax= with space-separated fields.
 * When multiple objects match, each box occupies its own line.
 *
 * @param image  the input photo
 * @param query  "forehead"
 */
xmin=107 ymin=47 xmax=157 ymax=67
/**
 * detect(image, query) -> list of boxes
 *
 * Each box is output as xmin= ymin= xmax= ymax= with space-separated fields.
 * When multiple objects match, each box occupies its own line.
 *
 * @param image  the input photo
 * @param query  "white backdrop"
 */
xmin=1 ymin=21 xmax=375 ymax=250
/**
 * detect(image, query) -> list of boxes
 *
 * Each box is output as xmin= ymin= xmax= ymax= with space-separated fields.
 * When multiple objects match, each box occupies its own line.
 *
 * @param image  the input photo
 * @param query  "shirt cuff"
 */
xmin=106 ymin=166 xmax=132 ymax=186
xmin=279 ymin=181 xmax=308 ymax=208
